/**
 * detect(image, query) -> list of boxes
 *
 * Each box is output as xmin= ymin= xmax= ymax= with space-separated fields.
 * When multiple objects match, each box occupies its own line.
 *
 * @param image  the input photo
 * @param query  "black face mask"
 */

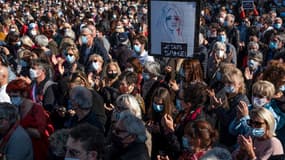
xmin=107 ymin=72 xmax=118 ymax=79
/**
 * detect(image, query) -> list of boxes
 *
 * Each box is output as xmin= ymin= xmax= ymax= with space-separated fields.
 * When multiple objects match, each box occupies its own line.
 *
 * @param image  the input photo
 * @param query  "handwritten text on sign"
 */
xmin=161 ymin=42 xmax=187 ymax=57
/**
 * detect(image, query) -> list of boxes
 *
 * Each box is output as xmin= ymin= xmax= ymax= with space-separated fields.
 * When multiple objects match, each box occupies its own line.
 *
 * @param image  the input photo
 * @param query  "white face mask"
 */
xmin=30 ymin=30 xmax=37 ymax=36
xmin=29 ymin=68 xmax=39 ymax=79
xmin=252 ymin=96 xmax=267 ymax=107
xmin=219 ymin=17 xmax=225 ymax=24
xmin=216 ymin=50 xmax=225 ymax=58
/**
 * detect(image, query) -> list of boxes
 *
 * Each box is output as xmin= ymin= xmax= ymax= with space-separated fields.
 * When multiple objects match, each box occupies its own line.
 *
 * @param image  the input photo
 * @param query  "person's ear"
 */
xmin=128 ymin=83 xmax=135 ymax=92
xmin=87 ymin=150 xmax=98 ymax=160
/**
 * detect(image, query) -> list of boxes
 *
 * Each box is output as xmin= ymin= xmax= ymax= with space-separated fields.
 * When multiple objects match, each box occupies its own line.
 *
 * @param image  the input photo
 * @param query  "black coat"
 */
xmin=108 ymin=142 xmax=150 ymax=160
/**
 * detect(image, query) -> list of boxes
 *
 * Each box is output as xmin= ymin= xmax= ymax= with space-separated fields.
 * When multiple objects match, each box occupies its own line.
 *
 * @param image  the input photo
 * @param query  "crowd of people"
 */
xmin=0 ymin=0 xmax=285 ymax=160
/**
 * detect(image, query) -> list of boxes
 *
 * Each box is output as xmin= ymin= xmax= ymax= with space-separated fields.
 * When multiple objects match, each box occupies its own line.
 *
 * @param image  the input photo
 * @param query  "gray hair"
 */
xmin=248 ymin=41 xmax=259 ymax=50
xmin=213 ymin=41 xmax=226 ymax=51
xmin=116 ymin=94 xmax=142 ymax=119
xmin=64 ymin=29 xmax=76 ymax=40
xmin=49 ymin=129 xmax=70 ymax=157
xmin=200 ymin=147 xmax=232 ymax=160
xmin=119 ymin=113 xmax=147 ymax=143
xmin=0 ymin=103 xmax=19 ymax=125
xmin=81 ymin=27 xmax=92 ymax=35
xmin=144 ymin=61 xmax=161 ymax=77
xmin=70 ymin=86 xmax=93 ymax=109
xmin=34 ymin=35 xmax=49 ymax=47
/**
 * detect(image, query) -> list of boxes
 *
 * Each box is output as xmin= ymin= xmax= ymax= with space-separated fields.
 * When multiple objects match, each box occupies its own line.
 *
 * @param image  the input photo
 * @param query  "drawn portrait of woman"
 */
xmin=157 ymin=4 xmax=184 ymax=42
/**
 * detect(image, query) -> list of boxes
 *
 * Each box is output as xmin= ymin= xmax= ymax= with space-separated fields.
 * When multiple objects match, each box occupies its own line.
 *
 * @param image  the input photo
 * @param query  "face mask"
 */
xmin=126 ymin=67 xmax=134 ymax=72
xmin=92 ymin=62 xmax=99 ymax=71
xmin=64 ymin=158 xmax=80 ymax=160
xmin=252 ymin=96 xmax=267 ymax=107
xmin=133 ymin=45 xmax=141 ymax=53
xmin=81 ymin=36 xmax=88 ymax=44
xmin=175 ymin=99 xmax=183 ymax=111
xmin=251 ymin=127 xmax=265 ymax=137
xmin=269 ymin=41 xmax=278 ymax=50
xmin=274 ymin=23 xmax=282 ymax=29
xmin=20 ymin=60 xmax=28 ymax=67
xmin=217 ymin=35 xmax=226 ymax=43
xmin=280 ymin=85 xmax=285 ymax=92
xmin=107 ymin=72 xmax=118 ymax=79
xmin=10 ymin=96 xmax=22 ymax=107
xmin=219 ymin=17 xmax=225 ymax=24
xmin=216 ymin=71 xmax=222 ymax=81
xmin=30 ymin=30 xmax=37 ymax=36
xmin=143 ymin=72 xmax=150 ymax=80
xmin=247 ymin=59 xmax=259 ymax=70
xmin=16 ymin=41 xmax=21 ymax=47
xmin=182 ymin=136 xmax=190 ymax=149
xmin=216 ymin=50 xmax=225 ymax=58
xmin=223 ymin=21 xmax=229 ymax=27
xmin=224 ymin=85 xmax=235 ymax=93
xmin=152 ymin=102 xmax=164 ymax=112
xmin=66 ymin=55 xmax=75 ymax=64
xmin=29 ymin=68 xmax=39 ymax=79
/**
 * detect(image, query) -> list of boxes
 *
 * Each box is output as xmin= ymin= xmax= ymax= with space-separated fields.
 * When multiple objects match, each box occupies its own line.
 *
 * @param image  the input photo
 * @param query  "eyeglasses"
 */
xmin=66 ymin=53 xmax=74 ymax=56
xmin=247 ymin=119 xmax=266 ymax=128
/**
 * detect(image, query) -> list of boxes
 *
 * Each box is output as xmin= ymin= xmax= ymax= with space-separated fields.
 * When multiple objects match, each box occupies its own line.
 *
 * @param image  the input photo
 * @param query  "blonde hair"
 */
xmin=21 ymin=35 xmax=35 ymax=48
xmin=250 ymin=107 xmax=276 ymax=137
xmin=88 ymin=54 xmax=104 ymax=64
xmin=64 ymin=46 xmax=79 ymax=60
xmin=223 ymin=67 xmax=246 ymax=94
xmin=103 ymin=61 xmax=121 ymax=78
xmin=252 ymin=80 xmax=275 ymax=99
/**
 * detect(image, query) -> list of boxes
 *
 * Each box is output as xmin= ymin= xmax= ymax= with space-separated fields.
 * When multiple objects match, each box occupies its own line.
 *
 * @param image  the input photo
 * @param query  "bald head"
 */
xmin=0 ymin=65 xmax=8 ymax=85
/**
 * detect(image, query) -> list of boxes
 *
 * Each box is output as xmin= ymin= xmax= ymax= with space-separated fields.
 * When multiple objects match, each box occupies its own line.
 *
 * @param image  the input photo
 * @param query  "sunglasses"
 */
xmin=247 ymin=119 xmax=265 ymax=128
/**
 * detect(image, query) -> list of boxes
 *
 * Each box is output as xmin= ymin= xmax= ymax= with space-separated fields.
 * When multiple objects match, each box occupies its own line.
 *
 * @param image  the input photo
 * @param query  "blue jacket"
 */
xmin=229 ymin=100 xmax=285 ymax=136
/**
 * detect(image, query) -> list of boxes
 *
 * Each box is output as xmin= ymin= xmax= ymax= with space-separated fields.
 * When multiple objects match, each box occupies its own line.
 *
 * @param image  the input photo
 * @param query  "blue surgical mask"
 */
xmin=269 ymin=41 xmax=278 ymax=50
xmin=247 ymin=59 xmax=259 ymax=70
xmin=251 ymin=128 xmax=265 ymax=137
xmin=280 ymin=85 xmax=285 ymax=92
xmin=152 ymin=102 xmax=164 ymax=112
xmin=252 ymin=96 xmax=267 ymax=108
xmin=20 ymin=60 xmax=28 ymax=67
xmin=216 ymin=71 xmax=222 ymax=81
xmin=133 ymin=45 xmax=141 ymax=53
xmin=224 ymin=85 xmax=235 ymax=93
xmin=175 ymin=99 xmax=183 ymax=111
xmin=182 ymin=136 xmax=190 ymax=149
xmin=92 ymin=62 xmax=99 ymax=71
xmin=274 ymin=23 xmax=282 ymax=30
xmin=10 ymin=96 xmax=22 ymax=107
xmin=29 ymin=68 xmax=38 ymax=79
xmin=223 ymin=21 xmax=229 ymax=27
xmin=66 ymin=55 xmax=75 ymax=64
xmin=81 ymin=36 xmax=88 ymax=44
xmin=143 ymin=72 xmax=150 ymax=80
xmin=217 ymin=35 xmax=226 ymax=43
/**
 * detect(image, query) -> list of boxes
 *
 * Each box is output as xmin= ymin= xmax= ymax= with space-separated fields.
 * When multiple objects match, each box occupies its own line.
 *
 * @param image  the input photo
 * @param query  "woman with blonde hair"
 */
xmin=208 ymin=67 xmax=249 ymax=148
xmin=101 ymin=61 xmax=121 ymax=89
xmin=232 ymin=107 xmax=283 ymax=160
